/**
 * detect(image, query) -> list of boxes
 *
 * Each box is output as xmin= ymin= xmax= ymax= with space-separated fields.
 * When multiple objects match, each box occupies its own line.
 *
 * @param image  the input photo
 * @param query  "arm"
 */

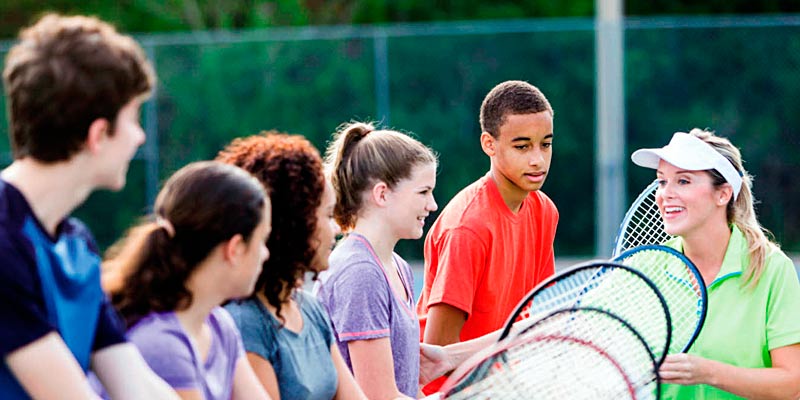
xmin=419 ymin=316 xmax=538 ymax=385
xmin=246 ymin=352 xmax=281 ymax=400
xmin=331 ymin=344 xmax=367 ymax=400
xmin=6 ymin=332 xmax=101 ymax=399
xmin=659 ymin=343 xmax=800 ymax=399
xmin=348 ymin=337 xmax=410 ymax=400
xmin=232 ymin=355 xmax=272 ymax=400
xmin=91 ymin=342 xmax=179 ymax=400
xmin=422 ymin=304 xmax=466 ymax=346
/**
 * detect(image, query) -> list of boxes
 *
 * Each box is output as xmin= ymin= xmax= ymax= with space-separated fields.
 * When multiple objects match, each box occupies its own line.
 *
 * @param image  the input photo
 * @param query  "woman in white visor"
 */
xmin=631 ymin=128 xmax=800 ymax=400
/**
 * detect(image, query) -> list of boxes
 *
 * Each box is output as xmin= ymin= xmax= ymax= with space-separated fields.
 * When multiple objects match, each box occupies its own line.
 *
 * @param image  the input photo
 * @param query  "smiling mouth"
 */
xmin=663 ymin=206 xmax=685 ymax=215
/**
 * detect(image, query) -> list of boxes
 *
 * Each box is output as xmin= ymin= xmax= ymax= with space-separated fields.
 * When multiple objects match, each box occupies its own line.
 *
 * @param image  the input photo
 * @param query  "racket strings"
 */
xmin=520 ymin=266 xmax=670 ymax=363
xmin=615 ymin=180 xmax=675 ymax=256
xmin=613 ymin=246 xmax=707 ymax=355
xmin=447 ymin=328 xmax=652 ymax=400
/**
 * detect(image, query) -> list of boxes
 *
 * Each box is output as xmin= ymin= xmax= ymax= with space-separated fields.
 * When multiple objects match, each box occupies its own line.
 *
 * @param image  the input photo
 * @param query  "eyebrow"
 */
xmin=511 ymin=133 xmax=554 ymax=142
xmin=656 ymin=169 xmax=698 ymax=176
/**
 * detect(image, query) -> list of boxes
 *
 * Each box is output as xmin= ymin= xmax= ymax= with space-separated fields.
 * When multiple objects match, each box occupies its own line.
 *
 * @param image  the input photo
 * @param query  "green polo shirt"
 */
xmin=661 ymin=225 xmax=800 ymax=399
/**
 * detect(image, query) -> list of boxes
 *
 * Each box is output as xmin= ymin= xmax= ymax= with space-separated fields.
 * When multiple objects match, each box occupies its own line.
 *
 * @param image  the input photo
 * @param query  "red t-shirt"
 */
xmin=416 ymin=174 xmax=558 ymax=342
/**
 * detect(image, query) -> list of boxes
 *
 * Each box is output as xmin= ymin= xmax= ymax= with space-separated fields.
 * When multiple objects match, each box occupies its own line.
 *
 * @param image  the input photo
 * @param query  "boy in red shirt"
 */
xmin=417 ymin=80 xmax=559 ymax=356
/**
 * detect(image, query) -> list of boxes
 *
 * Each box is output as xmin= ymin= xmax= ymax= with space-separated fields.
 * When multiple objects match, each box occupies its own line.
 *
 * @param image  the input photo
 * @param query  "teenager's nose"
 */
xmin=529 ymin=148 xmax=544 ymax=167
xmin=427 ymin=194 xmax=438 ymax=212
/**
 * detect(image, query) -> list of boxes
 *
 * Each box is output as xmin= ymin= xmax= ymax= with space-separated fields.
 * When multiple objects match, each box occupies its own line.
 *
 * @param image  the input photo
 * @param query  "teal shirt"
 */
xmin=225 ymin=290 xmax=338 ymax=400
xmin=662 ymin=226 xmax=800 ymax=399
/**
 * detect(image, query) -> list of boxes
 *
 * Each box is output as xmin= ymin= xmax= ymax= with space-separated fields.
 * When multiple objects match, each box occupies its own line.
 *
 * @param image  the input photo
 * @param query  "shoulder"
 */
xmin=761 ymin=246 xmax=797 ymax=282
xmin=127 ymin=313 xmax=191 ymax=358
xmin=296 ymin=291 xmax=331 ymax=329
xmin=525 ymin=190 xmax=558 ymax=215
xmin=225 ymin=299 xmax=274 ymax=337
xmin=61 ymin=217 xmax=101 ymax=254
xmin=210 ymin=307 xmax=240 ymax=335
xmin=436 ymin=176 xmax=495 ymax=224
xmin=327 ymin=237 xmax=384 ymax=281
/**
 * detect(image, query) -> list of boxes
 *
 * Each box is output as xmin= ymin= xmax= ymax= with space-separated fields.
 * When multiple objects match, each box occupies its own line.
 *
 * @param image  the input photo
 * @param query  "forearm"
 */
xmin=92 ymin=343 xmax=179 ymax=400
xmin=6 ymin=332 xmax=101 ymax=400
xmin=348 ymin=338 xmax=409 ymax=400
xmin=705 ymin=360 xmax=800 ymax=399
xmin=422 ymin=304 xmax=466 ymax=346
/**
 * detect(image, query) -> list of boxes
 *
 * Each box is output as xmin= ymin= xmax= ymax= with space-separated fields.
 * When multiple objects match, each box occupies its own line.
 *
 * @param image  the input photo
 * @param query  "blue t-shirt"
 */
xmin=0 ymin=179 xmax=126 ymax=399
xmin=128 ymin=307 xmax=245 ymax=400
xmin=226 ymin=290 xmax=338 ymax=400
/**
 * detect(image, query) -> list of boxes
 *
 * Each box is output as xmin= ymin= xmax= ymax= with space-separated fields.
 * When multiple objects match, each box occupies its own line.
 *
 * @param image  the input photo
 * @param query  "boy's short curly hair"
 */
xmin=3 ymin=14 xmax=155 ymax=162
xmin=480 ymin=80 xmax=553 ymax=138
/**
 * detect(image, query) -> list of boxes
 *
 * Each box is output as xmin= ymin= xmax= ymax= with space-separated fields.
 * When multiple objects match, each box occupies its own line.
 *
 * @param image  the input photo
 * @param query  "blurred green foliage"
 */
xmin=0 ymin=10 xmax=800 ymax=259
xmin=2 ymin=19 xmax=799 ymax=259
xmin=3 ymin=0 xmax=800 ymax=39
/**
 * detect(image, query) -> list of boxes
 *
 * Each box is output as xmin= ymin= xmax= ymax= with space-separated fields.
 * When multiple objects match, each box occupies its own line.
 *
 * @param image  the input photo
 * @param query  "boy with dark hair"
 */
xmin=0 ymin=14 xmax=177 ymax=399
xmin=417 ymin=80 xmax=559 ymax=370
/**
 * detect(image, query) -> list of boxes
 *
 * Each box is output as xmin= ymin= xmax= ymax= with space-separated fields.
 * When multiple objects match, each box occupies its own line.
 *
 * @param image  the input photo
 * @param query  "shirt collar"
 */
xmin=667 ymin=224 xmax=745 ymax=284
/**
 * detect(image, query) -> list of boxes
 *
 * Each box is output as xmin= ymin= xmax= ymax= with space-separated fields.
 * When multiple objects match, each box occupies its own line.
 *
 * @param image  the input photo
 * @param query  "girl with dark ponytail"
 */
xmin=102 ymin=161 xmax=273 ymax=400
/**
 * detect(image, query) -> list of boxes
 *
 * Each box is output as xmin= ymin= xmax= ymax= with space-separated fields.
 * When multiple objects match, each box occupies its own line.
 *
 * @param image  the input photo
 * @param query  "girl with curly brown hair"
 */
xmin=217 ymin=132 xmax=365 ymax=400
xmin=102 ymin=161 xmax=273 ymax=400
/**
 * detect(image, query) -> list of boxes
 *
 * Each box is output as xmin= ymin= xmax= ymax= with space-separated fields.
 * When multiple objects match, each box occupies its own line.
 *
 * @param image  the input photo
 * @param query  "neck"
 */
xmin=681 ymin=219 xmax=732 ymax=279
xmin=1 ymin=158 xmax=95 ymax=236
xmin=488 ymin=168 xmax=526 ymax=213
xmin=352 ymin=217 xmax=398 ymax=266
xmin=176 ymin=261 xmax=228 ymax=335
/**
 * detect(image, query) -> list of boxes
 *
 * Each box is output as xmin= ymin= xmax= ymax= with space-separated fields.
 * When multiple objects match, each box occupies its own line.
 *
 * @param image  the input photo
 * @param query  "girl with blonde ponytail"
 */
xmin=631 ymin=129 xmax=800 ymax=399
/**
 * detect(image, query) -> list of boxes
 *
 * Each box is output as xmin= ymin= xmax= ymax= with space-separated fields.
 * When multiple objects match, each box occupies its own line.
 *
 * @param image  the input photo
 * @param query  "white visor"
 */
xmin=631 ymin=132 xmax=742 ymax=200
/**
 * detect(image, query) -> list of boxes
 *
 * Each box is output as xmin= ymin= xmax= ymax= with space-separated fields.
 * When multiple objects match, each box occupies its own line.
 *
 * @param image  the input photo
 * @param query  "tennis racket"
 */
xmin=613 ymin=245 xmax=707 ymax=354
xmin=613 ymin=180 xmax=674 ymax=257
xmin=442 ymin=307 xmax=659 ymax=400
xmin=498 ymin=262 xmax=672 ymax=365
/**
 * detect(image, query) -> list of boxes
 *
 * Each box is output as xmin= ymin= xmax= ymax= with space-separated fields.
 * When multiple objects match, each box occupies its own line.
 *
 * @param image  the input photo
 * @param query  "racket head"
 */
xmin=613 ymin=244 xmax=708 ymax=354
xmin=443 ymin=308 xmax=660 ymax=399
xmin=518 ymin=307 xmax=660 ymax=398
xmin=498 ymin=261 xmax=672 ymax=365
xmin=613 ymin=180 xmax=675 ymax=257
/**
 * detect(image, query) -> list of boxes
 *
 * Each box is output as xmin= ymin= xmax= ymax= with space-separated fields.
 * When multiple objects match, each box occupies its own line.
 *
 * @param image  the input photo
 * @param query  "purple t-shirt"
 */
xmin=315 ymin=233 xmax=420 ymax=397
xmin=127 ymin=307 xmax=245 ymax=400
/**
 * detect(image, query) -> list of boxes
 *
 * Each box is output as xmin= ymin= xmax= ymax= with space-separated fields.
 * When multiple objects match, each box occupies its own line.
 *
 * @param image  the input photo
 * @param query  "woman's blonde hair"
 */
xmin=689 ymin=128 xmax=776 ymax=288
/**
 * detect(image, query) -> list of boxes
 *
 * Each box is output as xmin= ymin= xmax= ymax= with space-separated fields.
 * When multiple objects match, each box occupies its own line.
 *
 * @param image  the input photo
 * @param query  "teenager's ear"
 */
xmin=480 ymin=132 xmax=496 ymax=157
xmin=370 ymin=181 xmax=390 ymax=207
xmin=222 ymin=234 xmax=246 ymax=263
xmin=85 ymin=118 xmax=111 ymax=154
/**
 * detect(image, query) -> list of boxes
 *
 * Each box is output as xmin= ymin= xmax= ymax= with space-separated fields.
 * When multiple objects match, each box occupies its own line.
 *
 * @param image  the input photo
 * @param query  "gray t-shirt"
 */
xmin=315 ymin=233 xmax=420 ymax=397
xmin=226 ymin=291 xmax=338 ymax=400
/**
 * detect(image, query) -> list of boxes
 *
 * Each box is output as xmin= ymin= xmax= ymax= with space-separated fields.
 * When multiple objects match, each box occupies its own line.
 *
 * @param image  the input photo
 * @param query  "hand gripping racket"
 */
xmin=613 ymin=244 xmax=707 ymax=354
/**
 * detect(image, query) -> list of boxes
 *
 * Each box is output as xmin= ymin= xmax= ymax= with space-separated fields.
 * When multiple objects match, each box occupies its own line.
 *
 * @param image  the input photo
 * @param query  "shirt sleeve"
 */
xmin=765 ymin=253 xmax=800 ymax=350
xmin=425 ymin=227 xmax=487 ymax=317
xmin=329 ymin=261 xmax=392 ymax=342
xmin=129 ymin=323 xmax=199 ymax=391
xmin=0 ymin=237 xmax=54 ymax=357
xmin=91 ymin=297 xmax=127 ymax=352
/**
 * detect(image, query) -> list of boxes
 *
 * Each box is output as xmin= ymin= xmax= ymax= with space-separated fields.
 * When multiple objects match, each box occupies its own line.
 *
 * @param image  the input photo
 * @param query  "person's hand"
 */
xmin=419 ymin=343 xmax=455 ymax=385
xmin=659 ymin=353 xmax=714 ymax=385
